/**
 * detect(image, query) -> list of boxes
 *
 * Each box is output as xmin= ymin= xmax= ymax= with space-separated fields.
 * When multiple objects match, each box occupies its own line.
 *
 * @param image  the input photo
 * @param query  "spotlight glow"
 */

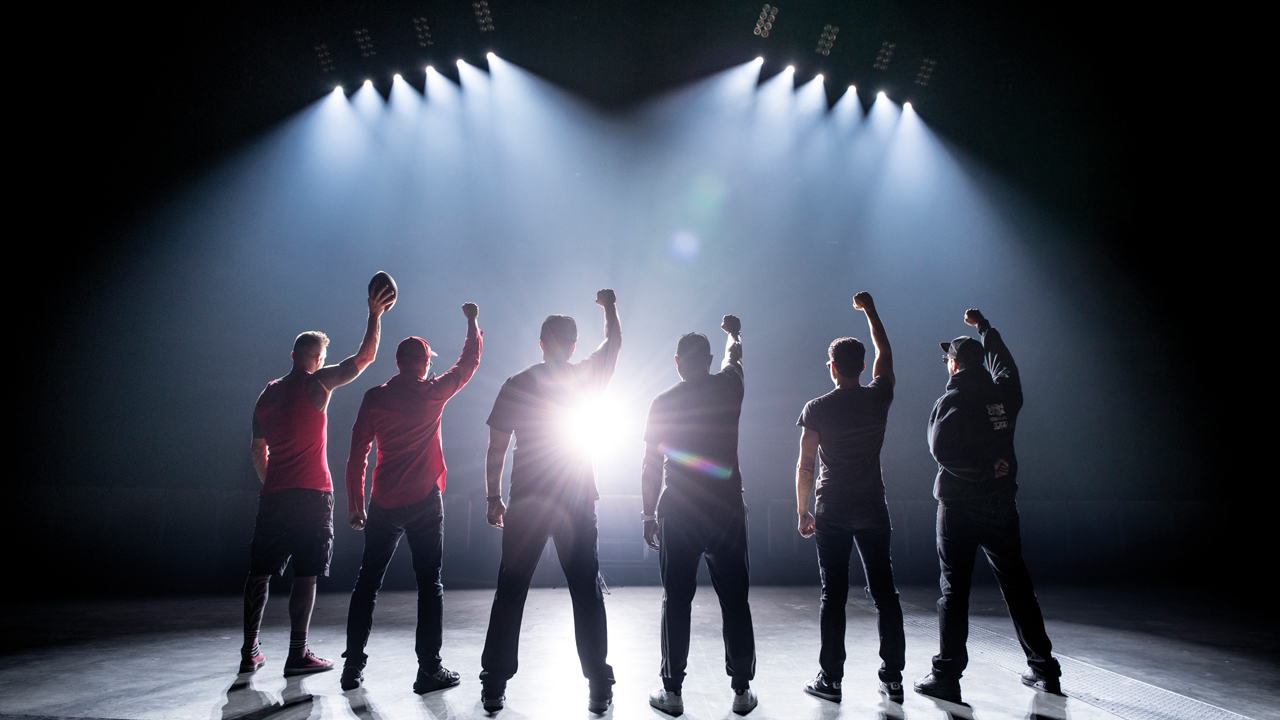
xmin=364 ymin=79 xmax=372 ymax=87
xmin=425 ymin=65 xmax=433 ymax=72
xmin=904 ymin=101 xmax=913 ymax=110
xmin=849 ymin=85 xmax=856 ymax=92
xmin=785 ymin=65 xmax=795 ymax=72
xmin=816 ymin=74 xmax=824 ymax=81
xmin=393 ymin=73 xmax=402 ymax=81
xmin=333 ymin=86 xmax=343 ymax=94
xmin=562 ymin=396 xmax=630 ymax=454
xmin=878 ymin=91 xmax=886 ymax=99
xmin=457 ymin=59 xmax=464 ymax=66
xmin=487 ymin=52 xmax=496 ymax=59
xmin=756 ymin=56 xmax=764 ymax=62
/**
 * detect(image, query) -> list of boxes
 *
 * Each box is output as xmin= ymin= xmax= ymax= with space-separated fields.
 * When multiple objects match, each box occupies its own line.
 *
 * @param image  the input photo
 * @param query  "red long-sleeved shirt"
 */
xmin=346 ymin=328 xmax=481 ymax=513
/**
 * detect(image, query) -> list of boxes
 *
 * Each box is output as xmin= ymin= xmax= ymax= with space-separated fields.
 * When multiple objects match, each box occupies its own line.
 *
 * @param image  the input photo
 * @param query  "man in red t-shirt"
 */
xmin=240 ymin=284 xmax=395 ymax=677
xmin=340 ymin=302 xmax=482 ymax=694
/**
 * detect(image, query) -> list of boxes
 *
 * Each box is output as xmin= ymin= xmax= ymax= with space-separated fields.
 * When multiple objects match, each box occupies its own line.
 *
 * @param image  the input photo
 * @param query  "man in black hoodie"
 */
xmin=914 ymin=308 xmax=1061 ymax=704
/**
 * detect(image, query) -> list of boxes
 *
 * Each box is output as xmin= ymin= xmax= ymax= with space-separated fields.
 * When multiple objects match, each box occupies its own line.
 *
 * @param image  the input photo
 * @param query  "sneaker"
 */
xmin=283 ymin=649 xmax=334 ymax=677
xmin=481 ymin=685 xmax=505 ymax=713
xmin=879 ymin=680 xmax=904 ymax=703
xmin=340 ymin=665 xmax=363 ymax=691
xmin=587 ymin=684 xmax=613 ymax=714
xmin=414 ymin=666 xmax=461 ymax=694
xmin=803 ymin=673 xmax=841 ymax=702
xmin=649 ymin=688 xmax=684 ymax=716
xmin=913 ymin=673 xmax=962 ymax=703
xmin=239 ymin=646 xmax=265 ymax=674
xmin=1021 ymin=669 xmax=1062 ymax=695
xmin=731 ymin=687 xmax=758 ymax=715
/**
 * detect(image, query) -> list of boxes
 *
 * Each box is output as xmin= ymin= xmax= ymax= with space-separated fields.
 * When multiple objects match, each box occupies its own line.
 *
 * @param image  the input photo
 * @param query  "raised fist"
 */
xmin=721 ymin=314 xmax=742 ymax=335
xmin=852 ymin=292 xmax=874 ymax=311
xmin=964 ymin=308 xmax=984 ymax=327
xmin=596 ymin=288 xmax=617 ymax=307
xmin=462 ymin=302 xmax=479 ymax=320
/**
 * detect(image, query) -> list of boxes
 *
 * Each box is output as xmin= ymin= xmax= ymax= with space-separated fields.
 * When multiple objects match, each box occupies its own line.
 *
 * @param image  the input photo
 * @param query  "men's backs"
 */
xmin=798 ymin=378 xmax=893 ymax=507
xmin=645 ymin=365 xmax=745 ymax=497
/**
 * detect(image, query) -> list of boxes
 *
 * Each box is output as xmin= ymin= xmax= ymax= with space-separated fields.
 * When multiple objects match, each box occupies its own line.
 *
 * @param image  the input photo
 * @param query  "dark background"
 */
xmin=18 ymin=0 xmax=1253 ymax=596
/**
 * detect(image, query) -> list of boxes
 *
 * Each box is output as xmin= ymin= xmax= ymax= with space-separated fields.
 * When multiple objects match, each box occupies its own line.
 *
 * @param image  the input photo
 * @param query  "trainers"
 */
xmin=879 ymin=680 xmax=904 ymax=703
xmin=649 ymin=688 xmax=684 ymax=716
xmin=340 ymin=665 xmax=363 ymax=691
xmin=914 ymin=673 xmax=962 ymax=703
xmin=414 ymin=666 xmax=460 ymax=694
xmin=803 ymin=673 xmax=841 ymax=702
xmin=283 ymin=649 xmax=334 ymax=677
xmin=481 ymin=685 xmax=505 ymax=713
xmin=1021 ymin=669 xmax=1062 ymax=695
xmin=239 ymin=646 xmax=265 ymax=674
xmin=731 ymin=687 xmax=758 ymax=715
xmin=587 ymin=684 xmax=613 ymax=714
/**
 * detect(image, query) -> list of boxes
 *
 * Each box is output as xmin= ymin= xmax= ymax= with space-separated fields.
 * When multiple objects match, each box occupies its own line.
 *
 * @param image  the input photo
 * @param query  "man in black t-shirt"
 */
xmin=794 ymin=292 xmax=906 ymax=704
xmin=478 ymin=290 xmax=621 ymax=715
xmin=641 ymin=315 xmax=758 ymax=717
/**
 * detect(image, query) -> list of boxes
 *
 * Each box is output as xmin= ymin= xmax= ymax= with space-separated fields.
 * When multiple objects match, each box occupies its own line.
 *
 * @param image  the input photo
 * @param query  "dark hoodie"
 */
xmin=927 ymin=319 xmax=1023 ymax=501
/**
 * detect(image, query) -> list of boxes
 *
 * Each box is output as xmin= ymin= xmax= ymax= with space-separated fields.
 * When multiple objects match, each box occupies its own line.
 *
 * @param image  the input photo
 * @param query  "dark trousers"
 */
xmin=479 ymin=497 xmax=613 ymax=687
xmin=814 ymin=507 xmax=905 ymax=684
xmin=658 ymin=500 xmax=755 ymax=691
xmin=343 ymin=493 xmax=444 ymax=672
xmin=933 ymin=496 xmax=1060 ymax=679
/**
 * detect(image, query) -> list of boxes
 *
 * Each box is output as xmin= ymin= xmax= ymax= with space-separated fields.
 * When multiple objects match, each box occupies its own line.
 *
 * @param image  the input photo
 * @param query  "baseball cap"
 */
xmin=396 ymin=336 xmax=439 ymax=362
xmin=941 ymin=335 xmax=984 ymax=364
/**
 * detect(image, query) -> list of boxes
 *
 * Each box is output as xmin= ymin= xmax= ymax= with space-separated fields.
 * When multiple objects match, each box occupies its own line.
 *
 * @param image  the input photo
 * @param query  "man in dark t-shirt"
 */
xmin=794 ymin=292 xmax=906 ymax=704
xmin=641 ymin=315 xmax=758 ymax=717
xmin=478 ymin=289 xmax=621 ymax=715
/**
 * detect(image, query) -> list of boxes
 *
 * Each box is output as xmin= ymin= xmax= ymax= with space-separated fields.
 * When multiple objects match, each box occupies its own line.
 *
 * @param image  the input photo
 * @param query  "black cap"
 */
xmin=941 ymin=335 xmax=984 ymax=364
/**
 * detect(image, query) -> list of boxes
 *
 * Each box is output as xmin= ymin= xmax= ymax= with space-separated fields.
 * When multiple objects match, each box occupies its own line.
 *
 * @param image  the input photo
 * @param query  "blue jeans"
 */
xmin=933 ymin=495 xmax=1060 ymax=679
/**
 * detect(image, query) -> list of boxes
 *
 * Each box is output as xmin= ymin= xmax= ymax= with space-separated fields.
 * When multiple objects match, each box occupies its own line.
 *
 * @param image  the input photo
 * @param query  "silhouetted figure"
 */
xmin=240 ymin=284 xmax=394 ymax=677
xmin=794 ymin=292 xmax=906 ymax=704
xmin=914 ymin=308 xmax=1062 ymax=703
xmin=340 ymin=303 xmax=482 ymax=694
xmin=479 ymin=289 xmax=621 ymax=714
xmin=642 ymin=315 xmax=758 ymax=716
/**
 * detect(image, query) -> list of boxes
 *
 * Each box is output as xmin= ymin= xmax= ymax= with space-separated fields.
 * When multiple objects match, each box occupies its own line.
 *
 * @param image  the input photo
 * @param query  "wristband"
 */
xmin=486 ymin=494 xmax=503 ymax=503
xmin=641 ymin=513 xmax=656 ymax=522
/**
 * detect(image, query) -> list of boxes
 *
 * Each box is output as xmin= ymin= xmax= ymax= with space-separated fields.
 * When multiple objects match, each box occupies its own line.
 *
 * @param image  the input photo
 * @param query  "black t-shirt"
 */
xmin=644 ymin=364 xmax=745 ymax=512
xmin=797 ymin=377 xmax=893 ymax=510
xmin=487 ymin=352 xmax=614 ymax=503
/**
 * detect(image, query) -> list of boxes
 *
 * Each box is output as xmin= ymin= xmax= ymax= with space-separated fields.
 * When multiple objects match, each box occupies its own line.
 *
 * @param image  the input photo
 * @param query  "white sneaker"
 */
xmin=649 ymin=688 xmax=684 ymax=716
xmin=732 ymin=687 xmax=758 ymax=715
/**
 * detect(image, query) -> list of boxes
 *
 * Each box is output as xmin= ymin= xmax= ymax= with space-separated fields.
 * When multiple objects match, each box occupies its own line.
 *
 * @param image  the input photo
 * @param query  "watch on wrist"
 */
xmin=640 ymin=513 xmax=656 ymax=522
xmin=486 ymin=494 xmax=503 ymax=503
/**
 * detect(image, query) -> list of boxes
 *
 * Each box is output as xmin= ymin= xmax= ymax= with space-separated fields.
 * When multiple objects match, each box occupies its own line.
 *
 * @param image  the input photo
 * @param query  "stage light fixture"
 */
xmin=353 ymin=28 xmax=376 ymax=58
xmin=814 ymin=24 xmax=839 ymax=56
xmin=756 ymin=56 xmax=764 ymax=62
xmin=364 ymin=79 xmax=373 ymax=87
xmin=333 ymin=85 xmax=343 ymax=93
xmin=753 ymin=4 xmax=779 ymax=38
xmin=473 ymin=0 xmax=495 ymax=32
xmin=877 ymin=91 xmax=886 ymax=99
xmin=394 ymin=73 xmax=402 ymax=81
xmin=904 ymin=102 xmax=913 ymax=109
xmin=816 ymin=74 xmax=824 ymax=81
xmin=786 ymin=65 xmax=794 ymax=72
xmin=412 ymin=17 xmax=433 ymax=47
xmin=914 ymin=58 xmax=937 ymax=87
xmin=456 ymin=59 xmax=465 ymax=66
xmin=849 ymin=85 xmax=856 ymax=92
xmin=313 ymin=44 xmax=335 ymax=74
xmin=873 ymin=41 xmax=896 ymax=71
xmin=487 ymin=52 xmax=496 ymax=60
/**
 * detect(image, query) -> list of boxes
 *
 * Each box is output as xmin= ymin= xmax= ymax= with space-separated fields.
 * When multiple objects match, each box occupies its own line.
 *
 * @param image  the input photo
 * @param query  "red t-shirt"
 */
xmin=346 ymin=329 xmax=482 ymax=513
xmin=254 ymin=370 xmax=332 ymax=495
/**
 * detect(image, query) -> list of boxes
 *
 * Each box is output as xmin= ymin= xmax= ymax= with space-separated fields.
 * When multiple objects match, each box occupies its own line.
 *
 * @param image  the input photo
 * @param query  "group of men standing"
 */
xmin=239 ymin=279 xmax=1061 ymax=715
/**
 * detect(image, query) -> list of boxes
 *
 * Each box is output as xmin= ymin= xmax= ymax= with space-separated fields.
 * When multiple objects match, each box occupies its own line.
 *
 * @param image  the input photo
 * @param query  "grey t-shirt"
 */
xmin=797 ymin=377 xmax=893 ymax=511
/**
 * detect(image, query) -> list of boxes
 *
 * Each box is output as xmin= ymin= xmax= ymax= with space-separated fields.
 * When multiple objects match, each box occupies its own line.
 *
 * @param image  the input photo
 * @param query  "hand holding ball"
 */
xmin=368 ymin=271 xmax=398 ymax=314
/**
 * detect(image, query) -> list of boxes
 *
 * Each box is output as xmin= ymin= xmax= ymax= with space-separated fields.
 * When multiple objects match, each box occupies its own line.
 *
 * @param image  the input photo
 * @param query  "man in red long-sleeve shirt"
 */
xmin=340 ymin=302 xmax=482 ymax=694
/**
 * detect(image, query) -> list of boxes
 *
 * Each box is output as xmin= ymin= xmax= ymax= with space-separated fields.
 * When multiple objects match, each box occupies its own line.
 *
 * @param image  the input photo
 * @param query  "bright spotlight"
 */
xmin=562 ymin=396 xmax=629 ymax=454
xmin=456 ymin=58 xmax=464 ymax=66
xmin=877 ymin=91 xmax=886 ymax=99
xmin=364 ymin=79 xmax=372 ymax=87
xmin=333 ymin=86 xmax=343 ymax=94
xmin=393 ymin=73 xmax=402 ymax=81
xmin=425 ymin=65 xmax=433 ymax=72
xmin=849 ymin=85 xmax=856 ymax=92
xmin=487 ymin=51 xmax=496 ymax=59
xmin=756 ymin=56 xmax=764 ymax=62
xmin=816 ymin=74 xmax=824 ymax=81
xmin=904 ymin=101 xmax=913 ymax=110
xmin=785 ymin=65 xmax=794 ymax=72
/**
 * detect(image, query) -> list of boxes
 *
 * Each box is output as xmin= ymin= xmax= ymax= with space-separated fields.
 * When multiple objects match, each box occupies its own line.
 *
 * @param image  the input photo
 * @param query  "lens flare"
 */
xmin=663 ymin=447 xmax=733 ymax=480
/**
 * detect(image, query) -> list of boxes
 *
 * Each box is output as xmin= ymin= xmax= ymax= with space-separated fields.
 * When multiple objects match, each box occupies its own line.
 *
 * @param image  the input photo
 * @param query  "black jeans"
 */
xmin=343 ymin=492 xmax=444 ymax=672
xmin=814 ymin=505 xmax=905 ymax=684
xmin=658 ymin=499 xmax=755 ymax=691
xmin=479 ymin=497 xmax=613 ymax=687
xmin=933 ymin=496 xmax=1060 ymax=679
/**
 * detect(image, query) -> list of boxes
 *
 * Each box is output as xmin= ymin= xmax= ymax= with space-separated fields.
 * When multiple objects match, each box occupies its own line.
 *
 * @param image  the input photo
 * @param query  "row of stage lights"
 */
xmin=332 ymin=53 xmax=913 ymax=110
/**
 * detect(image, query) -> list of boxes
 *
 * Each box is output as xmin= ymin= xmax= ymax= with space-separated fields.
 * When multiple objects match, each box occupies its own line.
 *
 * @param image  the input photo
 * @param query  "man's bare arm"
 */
xmin=641 ymin=441 xmax=664 ymax=550
xmin=314 ymin=285 xmax=395 ymax=391
xmin=795 ymin=428 xmax=820 ymax=537
xmin=250 ymin=438 xmax=268 ymax=484
xmin=485 ymin=428 xmax=513 ymax=528
xmin=853 ymin=291 xmax=893 ymax=387
xmin=721 ymin=314 xmax=742 ymax=370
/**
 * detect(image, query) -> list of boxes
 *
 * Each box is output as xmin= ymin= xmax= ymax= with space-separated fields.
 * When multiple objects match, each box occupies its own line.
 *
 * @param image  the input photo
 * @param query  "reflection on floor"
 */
xmin=0 ymin=585 xmax=1274 ymax=720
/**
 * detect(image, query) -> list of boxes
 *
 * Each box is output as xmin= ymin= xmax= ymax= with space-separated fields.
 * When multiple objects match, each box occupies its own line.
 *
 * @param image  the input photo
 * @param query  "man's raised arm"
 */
xmin=581 ymin=289 xmax=622 ymax=380
xmin=854 ymin=291 xmax=893 ymax=387
xmin=315 ymin=286 xmax=396 ymax=391
xmin=721 ymin=314 xmax=742 ymax=371
xmin=435 ymin=303 xmax=483 ymax=395
xmin=965 ymin=308 xmax=1021 ymax=413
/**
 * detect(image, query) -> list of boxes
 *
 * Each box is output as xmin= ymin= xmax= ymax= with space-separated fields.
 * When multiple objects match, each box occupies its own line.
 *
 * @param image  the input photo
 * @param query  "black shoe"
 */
xmin=914 ymin=673 xmax=962 ymax=703
xmin=879 ymin=680 xmax=904 ymax=703
xmin=1021 ymin=669 xmax=1062 ymax=695
xmin=481 ymin=685 xmax=506 ymax=713
xmin=803 ymin=673 xmax=841 ymax=702
xmin=340 ymin=665 xmax=364 ymax=691
xmin=588 ymin=684 xmax=613 ymax=714
xmin=413 ymin=666 xmax=460 ymax=694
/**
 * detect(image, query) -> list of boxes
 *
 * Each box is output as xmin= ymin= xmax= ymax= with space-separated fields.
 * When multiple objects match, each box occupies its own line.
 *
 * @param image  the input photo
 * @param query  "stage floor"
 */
xmin=0 ymin=585 xmax=1274 ymax=720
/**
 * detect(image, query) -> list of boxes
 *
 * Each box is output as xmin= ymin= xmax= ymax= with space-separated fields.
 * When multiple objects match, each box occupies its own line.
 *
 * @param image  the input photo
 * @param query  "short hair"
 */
xmin=676 ymin=332 xmax=712 ymax=360
xmin=540 ymin=315 xmax=578 ymax=347
xmin=828 ymin=337 xmax=865 ymax=378
xmin=293 ymin=331 xmax=330 ymax=356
